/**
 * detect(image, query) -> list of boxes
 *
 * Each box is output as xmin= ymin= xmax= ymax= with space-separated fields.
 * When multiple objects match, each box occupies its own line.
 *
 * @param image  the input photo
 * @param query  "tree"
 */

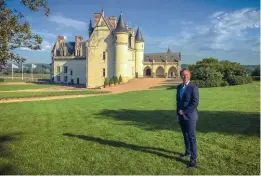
xmin=251 ymin=66 xmax=260 ymax=76
xmin=189 ymin=58 xmax=252 ymax=87
xmin=0 ymin=0 xmax=50 ymax=66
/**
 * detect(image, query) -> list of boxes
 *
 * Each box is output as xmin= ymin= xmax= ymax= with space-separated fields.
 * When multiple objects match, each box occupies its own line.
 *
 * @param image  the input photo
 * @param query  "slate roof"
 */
xmin=135 ymin=27 xmax=144 ymax=42
xmin=114 ymin=13 xmax=129 ymax=33
xmin=53 ymin=42 xmax=86 ymax=57
xmin=144 ymin=53 xmax=181 ymax=62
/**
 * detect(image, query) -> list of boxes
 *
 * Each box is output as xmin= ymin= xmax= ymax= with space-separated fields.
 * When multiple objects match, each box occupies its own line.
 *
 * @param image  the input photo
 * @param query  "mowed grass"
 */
xmin=0 ymin=82 xmax=260 ymax=175
xmin=0 ymin=90 xmax=110 ymax=99
xmin=0 ymin=84 xmax=56 ymax=91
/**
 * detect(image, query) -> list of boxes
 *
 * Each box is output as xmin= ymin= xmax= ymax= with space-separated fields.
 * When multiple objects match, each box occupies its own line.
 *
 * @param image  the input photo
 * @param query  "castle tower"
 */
xmin=114 ymin=12 xmax=129 ymax=78
xmin=135 ymin=27 xmax=144 ymax=77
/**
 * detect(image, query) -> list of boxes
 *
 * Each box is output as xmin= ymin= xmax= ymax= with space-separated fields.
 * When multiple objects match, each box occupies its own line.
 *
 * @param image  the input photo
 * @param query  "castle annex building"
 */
xmin=51 ymin=9 xmax=181 ymax=88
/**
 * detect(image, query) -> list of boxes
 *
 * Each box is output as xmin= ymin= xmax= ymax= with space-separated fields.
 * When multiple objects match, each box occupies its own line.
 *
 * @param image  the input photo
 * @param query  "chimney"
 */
xmin=94 ymin=13 xmax=101 ymax=26
xmin=58 ymin=36 xmax=64 ymax=48
xmin=75 ymin=36 xmax=83 ymax=56
xmin=109 ymin=16 xmax=116 ymax=28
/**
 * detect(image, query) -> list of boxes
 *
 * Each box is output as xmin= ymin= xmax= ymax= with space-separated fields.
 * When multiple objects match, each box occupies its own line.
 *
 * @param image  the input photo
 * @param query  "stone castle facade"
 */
xmin=51 ymin=9 xmax=181 ymax=88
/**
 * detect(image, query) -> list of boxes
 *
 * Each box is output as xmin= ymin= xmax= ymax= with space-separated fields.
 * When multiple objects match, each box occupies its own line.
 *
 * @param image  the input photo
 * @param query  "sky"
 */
xmin=8 ymin=0 xmax=260 ymax=65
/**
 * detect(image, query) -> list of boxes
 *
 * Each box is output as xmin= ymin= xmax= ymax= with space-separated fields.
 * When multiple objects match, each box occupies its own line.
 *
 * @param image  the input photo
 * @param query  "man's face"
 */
xmin=181 ymin=70 xmax=191 ymax=82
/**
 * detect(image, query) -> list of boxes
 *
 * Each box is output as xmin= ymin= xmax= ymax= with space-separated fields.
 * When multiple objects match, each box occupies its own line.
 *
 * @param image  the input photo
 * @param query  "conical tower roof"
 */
xmin=114 ymin=12 xmax=129 ymax=33
xmin=135 ymin=27 xmax=144 ymax=42
xmin=167 ymin=46 xmax=172 ymax=53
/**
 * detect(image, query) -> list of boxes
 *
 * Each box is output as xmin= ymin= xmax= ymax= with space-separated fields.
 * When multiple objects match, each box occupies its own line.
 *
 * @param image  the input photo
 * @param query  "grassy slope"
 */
xmin=0 ymin=82 xmax=260 ymax=175
xmin=0 ymin=84 xmax=56 ymax=91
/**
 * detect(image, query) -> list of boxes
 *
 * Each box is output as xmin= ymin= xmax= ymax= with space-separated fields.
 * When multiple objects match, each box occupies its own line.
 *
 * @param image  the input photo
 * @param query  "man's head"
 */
xmin=180 ymin=68 xmax=191 ymax=83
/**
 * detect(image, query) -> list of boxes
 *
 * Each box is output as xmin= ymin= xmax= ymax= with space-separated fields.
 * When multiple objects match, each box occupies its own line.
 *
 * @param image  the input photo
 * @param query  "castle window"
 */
xmin=102 ymin=68 xmax=105 ymax=77
xmin=103 ymin=52 xmax=106 ymax=60
xmin=128 ymin=34 xmax=132 ymax=48
xmin=57 ymin=76 xmax=60 ymax=82
xmin=64 ymin=66 xmax=68 ymax=73
xmin=64 ymin=76 xmax=67 ymax=82
xmin=57 ymin=66 xmax=60 ymax=73
xmin=70 ymin=70 xmax=73 ymax=76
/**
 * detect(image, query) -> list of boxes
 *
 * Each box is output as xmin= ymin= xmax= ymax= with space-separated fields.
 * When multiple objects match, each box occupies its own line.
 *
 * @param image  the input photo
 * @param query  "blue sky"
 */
xmin=9 ymin=0 xmax=260 ymax=64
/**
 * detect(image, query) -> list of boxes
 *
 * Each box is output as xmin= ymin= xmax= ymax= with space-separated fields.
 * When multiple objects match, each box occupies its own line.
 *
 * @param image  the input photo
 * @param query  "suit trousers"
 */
xmin=179 ymin=118 xmax=197 ymax=161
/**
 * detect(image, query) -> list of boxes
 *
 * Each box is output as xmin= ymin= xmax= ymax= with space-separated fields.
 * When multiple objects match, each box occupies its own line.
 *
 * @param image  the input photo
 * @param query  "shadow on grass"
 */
xmin=63 ymin=133 xmax=188 ymax=165
xmin=0 ymin=133 xmax=21 ymax=175
xmin=149 ymin=85 xmax=178 ymax=90
xmin=95 ymin=110 xmax=260 ymax=136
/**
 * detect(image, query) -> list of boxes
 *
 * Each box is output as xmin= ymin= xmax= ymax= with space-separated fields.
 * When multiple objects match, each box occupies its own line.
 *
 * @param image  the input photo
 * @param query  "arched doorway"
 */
xmin=156 ymin=66 xmax=164 ymax=77
xmin=144 ymin=66 xmax=152 ymax=77
xmin=168 ymin=66 xmax=177 ymax=78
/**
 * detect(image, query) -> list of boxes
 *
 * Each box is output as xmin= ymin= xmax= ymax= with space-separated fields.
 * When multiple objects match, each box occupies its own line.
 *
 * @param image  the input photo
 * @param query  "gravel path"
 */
xmin=0 ymin=78 xmax=181 ymax=103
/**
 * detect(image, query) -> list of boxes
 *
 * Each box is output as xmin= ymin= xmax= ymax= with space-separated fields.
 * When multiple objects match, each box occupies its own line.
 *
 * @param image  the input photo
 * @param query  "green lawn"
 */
xmin=0 ymin=84 xmax=56 ymax=91
xmin=0 ymin=90 xmax=110 ymax=99
xmin=0 ymin=82 xmax=259 ymax=175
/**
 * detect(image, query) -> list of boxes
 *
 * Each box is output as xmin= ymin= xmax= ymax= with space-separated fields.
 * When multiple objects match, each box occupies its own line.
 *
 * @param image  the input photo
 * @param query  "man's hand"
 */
xmin=178 ymin=110 xmax=184 ymax=115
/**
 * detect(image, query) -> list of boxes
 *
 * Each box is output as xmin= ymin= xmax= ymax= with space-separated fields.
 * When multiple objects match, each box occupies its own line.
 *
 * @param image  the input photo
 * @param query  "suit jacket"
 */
xmin=176 ymin=81 xmax=199 ymax=121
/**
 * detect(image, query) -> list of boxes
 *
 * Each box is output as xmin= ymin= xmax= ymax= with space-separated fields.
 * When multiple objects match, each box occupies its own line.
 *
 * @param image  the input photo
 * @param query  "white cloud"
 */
xmin=32 ymin=30 xmax=57 ymax=39
xmin=18 ymin=41 xmax=53 ymax=52
xmin=145 ymin=8 xmax=260 ymax=63
xmin=49 ymin=14 xmax=87 ymax=30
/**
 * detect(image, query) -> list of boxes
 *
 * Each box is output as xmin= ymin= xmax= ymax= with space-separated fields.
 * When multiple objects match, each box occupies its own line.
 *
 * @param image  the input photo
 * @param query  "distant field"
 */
xmin=0 ymin=90 xmax=110 ymax=99
xmin=0 ymin=84 xmax=55 ymax=91
xmin=0 ymin=79 xmax=28 ymax=83
xmin=1 ymin=73 xmax=49 ymax=79
xmin=0 ymin=81 xmax=259 ymax=175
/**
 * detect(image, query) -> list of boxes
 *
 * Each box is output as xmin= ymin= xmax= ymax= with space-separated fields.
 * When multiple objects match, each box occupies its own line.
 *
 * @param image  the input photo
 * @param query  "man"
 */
xmin=176 ymin=68 xmax=199 ymax=168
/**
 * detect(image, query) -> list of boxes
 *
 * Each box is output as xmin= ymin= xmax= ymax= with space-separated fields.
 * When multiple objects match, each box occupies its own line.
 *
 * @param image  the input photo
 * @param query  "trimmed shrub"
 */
xmin=104 ymin=77 xmax=108 ymax=86
xmin=113 ymin=76 xmax=118 ymax=85
xmin=135 ymin=72 xmax=138 ymax=78
xmin=119 ymin=75 xmax=122 ymax=83
xmin=0 ymin=78 xmax=4 ymax=82
xmin=109 ymin=77 xmax=113 ymax=86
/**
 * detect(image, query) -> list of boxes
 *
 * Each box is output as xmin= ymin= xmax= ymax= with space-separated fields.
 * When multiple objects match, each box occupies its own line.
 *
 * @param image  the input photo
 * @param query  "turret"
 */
xmin=88 ymin=19 xmax=93 ymax=37
xmin=114 ymin=12 xmax=129 ymax=78
xmin=135 ymin=27 xmax=144 ymax=77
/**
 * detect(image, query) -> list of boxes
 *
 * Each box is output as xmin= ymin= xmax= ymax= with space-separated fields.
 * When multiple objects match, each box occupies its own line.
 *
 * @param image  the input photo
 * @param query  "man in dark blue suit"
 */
xmin=176 ymin=68 xmax=199 ymax=168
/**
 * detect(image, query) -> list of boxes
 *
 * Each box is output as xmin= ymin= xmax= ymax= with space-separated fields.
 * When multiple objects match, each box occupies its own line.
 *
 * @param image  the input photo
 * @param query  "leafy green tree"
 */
xmin=189 ymin=58 xmax=252 ymax=87
xmin=0 ymin=0 xmax=50 ymax=66
xmin=251 ymin=66 xmax=260 ymax=76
